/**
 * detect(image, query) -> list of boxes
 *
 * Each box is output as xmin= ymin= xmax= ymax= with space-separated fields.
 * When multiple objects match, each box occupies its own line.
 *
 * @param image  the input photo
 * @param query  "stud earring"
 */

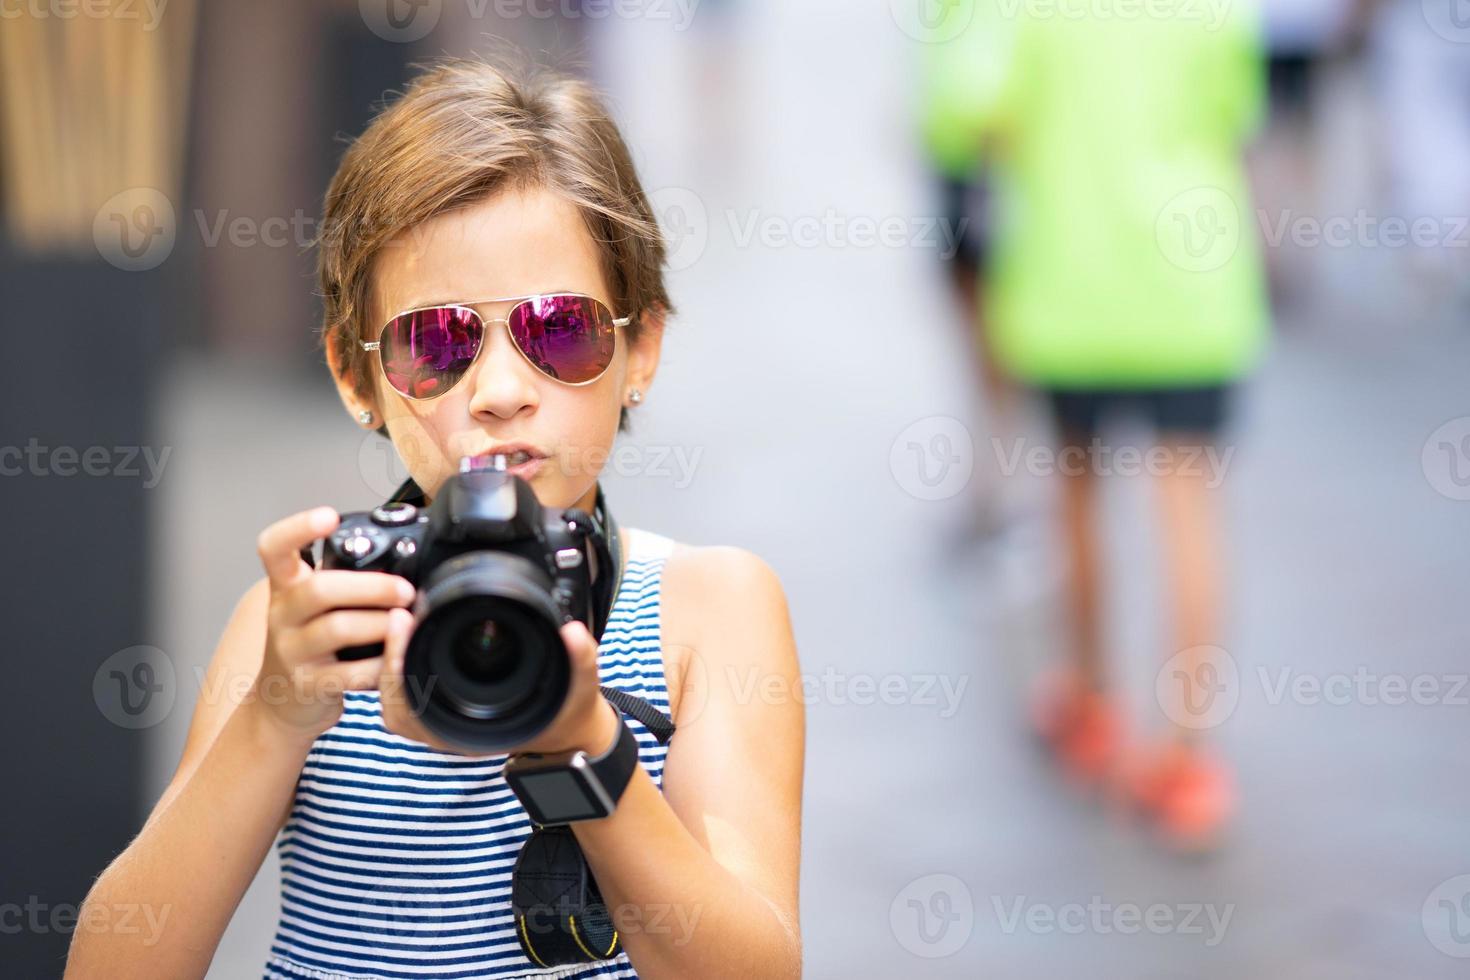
xmin=357 ymin=409 xmax=375 ymax=425
xmin=627 ymin=388 xmax=643 ymax=406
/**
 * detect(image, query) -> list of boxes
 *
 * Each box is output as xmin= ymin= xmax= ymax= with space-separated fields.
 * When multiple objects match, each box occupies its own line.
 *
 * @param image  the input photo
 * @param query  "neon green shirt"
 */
xmin=922 ymin=1 xmax=1270 ymax=386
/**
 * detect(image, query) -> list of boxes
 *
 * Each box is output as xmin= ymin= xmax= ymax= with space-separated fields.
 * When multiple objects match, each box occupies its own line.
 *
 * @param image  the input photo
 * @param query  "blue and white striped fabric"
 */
xmin=264 ymin=528 xmax=675 ymax=980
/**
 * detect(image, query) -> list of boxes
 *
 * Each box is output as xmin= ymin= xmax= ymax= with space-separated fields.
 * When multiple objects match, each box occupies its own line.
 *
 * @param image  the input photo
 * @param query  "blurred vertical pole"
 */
xmin=0 ymin=2 xmax=196 ymax=974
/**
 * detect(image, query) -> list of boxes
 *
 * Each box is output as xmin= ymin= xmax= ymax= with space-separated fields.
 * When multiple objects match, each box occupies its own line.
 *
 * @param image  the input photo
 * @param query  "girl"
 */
xmin=66 ymin=58 xmax=804 ymax=980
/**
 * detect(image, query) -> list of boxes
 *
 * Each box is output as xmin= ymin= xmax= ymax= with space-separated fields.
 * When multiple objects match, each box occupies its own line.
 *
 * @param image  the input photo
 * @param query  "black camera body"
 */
xmin=318 ymin=462 xmax=615 ymax=751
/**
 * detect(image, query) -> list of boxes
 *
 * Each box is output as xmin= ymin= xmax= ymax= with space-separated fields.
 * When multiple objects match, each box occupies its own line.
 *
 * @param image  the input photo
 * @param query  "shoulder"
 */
xmin=663 ymin=540 xmax=787 ymax=603
xmin=629 ymin=530 xmax=790 ymax=630
xmin=647 ymin=535 xmax=797 ymax=682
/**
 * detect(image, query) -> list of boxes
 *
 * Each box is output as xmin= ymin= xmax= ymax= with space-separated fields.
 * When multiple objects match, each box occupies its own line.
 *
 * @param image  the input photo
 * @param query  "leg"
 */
xmin=1126 ymin=387 xmax=1236 ymax=850
xmin=1153 ymin=436 xmax=1225 ymax=741
xmin=1029 ymin=397 xmax=1123 ymax=788
xmin=1057 ymin=429 xmax=1106 ymax=692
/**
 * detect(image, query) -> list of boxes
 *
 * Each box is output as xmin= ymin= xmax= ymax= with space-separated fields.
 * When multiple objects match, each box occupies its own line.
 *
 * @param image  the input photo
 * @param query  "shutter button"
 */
xmin=371 ymin=502 xmax=419 ymax=527
xmin=343 ymin=533 xmax=374 ymax=559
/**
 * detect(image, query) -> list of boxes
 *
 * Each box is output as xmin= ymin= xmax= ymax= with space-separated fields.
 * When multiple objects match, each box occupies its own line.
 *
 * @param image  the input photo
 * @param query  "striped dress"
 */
xmin=264 ymin=528 xmax=676 ymax=980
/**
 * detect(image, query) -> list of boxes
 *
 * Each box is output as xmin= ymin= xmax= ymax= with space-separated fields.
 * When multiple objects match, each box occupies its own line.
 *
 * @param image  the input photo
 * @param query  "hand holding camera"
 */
xmin=251 ymin=506 xmax=416 ymax=740
xmin=315 ymin=456 xmax=621 ymax=755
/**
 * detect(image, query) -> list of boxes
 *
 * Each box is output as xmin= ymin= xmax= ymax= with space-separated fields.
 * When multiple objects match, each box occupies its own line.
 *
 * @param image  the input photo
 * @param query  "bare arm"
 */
xmin=64 ymin=508 xmax=412 ymax=979
xmin=571 ymin=545 xmax=805 ymax=980
xmin=64 ymin=579 xmax=301 ymax=979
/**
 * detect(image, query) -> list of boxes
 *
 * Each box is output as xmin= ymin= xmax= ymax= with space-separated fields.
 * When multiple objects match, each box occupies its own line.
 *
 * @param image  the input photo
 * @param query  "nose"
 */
xmin=465 ymin=319 xmax=540 ymax=421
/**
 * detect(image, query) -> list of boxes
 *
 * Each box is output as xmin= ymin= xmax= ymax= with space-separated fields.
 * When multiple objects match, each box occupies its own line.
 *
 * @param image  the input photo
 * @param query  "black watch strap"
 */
xmin=585 ymin=708 xmax=639 ymax=811
xmin=510 ymin=691 xmax=676 ymax=968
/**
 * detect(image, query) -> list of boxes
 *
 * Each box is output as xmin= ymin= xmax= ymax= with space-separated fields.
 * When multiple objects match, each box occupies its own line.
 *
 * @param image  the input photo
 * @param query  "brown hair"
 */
xmin=316 ymin=56 xmax=672 ymax=431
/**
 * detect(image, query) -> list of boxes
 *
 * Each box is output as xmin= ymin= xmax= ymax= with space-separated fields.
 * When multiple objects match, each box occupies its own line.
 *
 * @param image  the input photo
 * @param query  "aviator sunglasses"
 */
xmin=362 ymin=292 xmax=628 ymax=399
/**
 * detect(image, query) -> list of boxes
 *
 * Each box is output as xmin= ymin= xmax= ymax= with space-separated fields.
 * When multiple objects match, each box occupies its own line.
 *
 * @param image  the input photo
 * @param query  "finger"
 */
xmin=297 ymin=655 xmax=386 ymax=697
xmin=384 ymin=607 xmax=414 ymax=674
xmin=295 ymin=609 xmax=392 ymax=662
xmin=377 ymin=608 xmax=415 ymax=714
xmin=257 ymin=507 xmax=338 ymax=588
xmin=560 ymin=620 xmax=600 ymax=670
xmin=280 ymin=571 xmax=415 ymax=625
xmin=560 ymin=621 xmax=604 ymax=699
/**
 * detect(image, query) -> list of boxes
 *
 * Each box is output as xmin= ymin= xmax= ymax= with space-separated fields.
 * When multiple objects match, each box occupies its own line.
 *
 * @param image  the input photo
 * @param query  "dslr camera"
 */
xmin=317 ymin=456 xmax=616 ymax=751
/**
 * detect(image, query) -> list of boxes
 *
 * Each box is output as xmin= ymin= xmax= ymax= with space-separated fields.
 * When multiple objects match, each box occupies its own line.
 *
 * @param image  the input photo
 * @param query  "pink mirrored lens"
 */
xmin=379 ymin=306 xmax=483 ymax=399
xmin=506 ymin=294 xmax=616 ymax=384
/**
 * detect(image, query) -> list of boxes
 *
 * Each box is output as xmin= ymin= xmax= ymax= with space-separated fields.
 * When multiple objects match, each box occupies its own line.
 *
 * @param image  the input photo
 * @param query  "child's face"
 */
xmin=353 ymin=186 xmax=661 ymax=511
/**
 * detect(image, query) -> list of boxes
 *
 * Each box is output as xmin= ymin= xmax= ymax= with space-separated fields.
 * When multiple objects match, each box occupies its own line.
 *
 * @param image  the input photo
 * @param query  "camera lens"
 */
xmin=427 ymin=601 xmax=549 ymax=719
xmin=403 ymin=552 xmax=570 ymax=751
xmin=451 ymin=619 xmax=520 ymax=686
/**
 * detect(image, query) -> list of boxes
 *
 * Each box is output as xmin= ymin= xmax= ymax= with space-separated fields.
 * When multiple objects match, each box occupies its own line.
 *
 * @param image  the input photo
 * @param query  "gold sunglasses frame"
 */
xmin=361 ymin=292 xmax=630 ymax=399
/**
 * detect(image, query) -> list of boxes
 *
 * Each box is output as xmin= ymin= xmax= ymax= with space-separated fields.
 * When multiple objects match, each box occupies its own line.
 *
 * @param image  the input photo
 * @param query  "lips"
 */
xmin=470 ymin=443 xmax=546 ymax=467
xmin=471 ymin=443 xmax=549 ymax=477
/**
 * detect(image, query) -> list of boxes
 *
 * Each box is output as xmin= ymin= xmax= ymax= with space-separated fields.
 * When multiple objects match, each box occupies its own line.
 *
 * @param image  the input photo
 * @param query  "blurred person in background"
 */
xmin=1362 ymin=0 xmax=1470 ymax=310
xmin=1254 ymin=0 xmax=1354 ymax=310
xmin=923 ymin=10 xmax=1028 ymax=539
xmin=921 ymin=1 xmax=1271 ymax=850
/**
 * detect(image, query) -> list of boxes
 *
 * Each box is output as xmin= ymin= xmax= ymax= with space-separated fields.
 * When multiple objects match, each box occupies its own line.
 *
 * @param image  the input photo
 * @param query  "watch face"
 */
xmin=511 ymin=769 xmax=607 ymax=824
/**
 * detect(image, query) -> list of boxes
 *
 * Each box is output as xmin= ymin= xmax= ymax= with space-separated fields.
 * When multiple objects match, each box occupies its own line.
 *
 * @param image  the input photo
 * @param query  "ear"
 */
xmin=324 ymin=326 xmax=382 ymax=430
xmin=623 ymin=306 xmax=666 ymax=404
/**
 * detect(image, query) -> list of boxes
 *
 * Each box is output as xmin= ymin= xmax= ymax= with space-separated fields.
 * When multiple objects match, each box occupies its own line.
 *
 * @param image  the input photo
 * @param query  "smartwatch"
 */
xmin=504 ymin=712 xmax=639 ymax=826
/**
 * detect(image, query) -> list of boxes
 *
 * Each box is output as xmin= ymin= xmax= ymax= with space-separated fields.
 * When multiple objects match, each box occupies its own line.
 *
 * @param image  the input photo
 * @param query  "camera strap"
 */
xmin=511 ymin=693 xmax=675 ymax=968
xmin=386 ymin=476 xmax=675 ymax=967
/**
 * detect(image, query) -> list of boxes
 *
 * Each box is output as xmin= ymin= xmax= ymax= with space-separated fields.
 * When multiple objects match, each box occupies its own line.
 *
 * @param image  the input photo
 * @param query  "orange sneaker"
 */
xmin=1029 ymin=669 xmax=1122 ymax=790
xmin=1119 ymin=741 xmax=1236 ymax=852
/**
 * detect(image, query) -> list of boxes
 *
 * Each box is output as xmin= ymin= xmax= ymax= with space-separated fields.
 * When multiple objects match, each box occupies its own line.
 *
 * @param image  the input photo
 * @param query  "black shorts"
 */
xmin=937 ymin=174 xmax=990 ymax=270
xmin=1044 ymin=384 xmax=1232 ymax=441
